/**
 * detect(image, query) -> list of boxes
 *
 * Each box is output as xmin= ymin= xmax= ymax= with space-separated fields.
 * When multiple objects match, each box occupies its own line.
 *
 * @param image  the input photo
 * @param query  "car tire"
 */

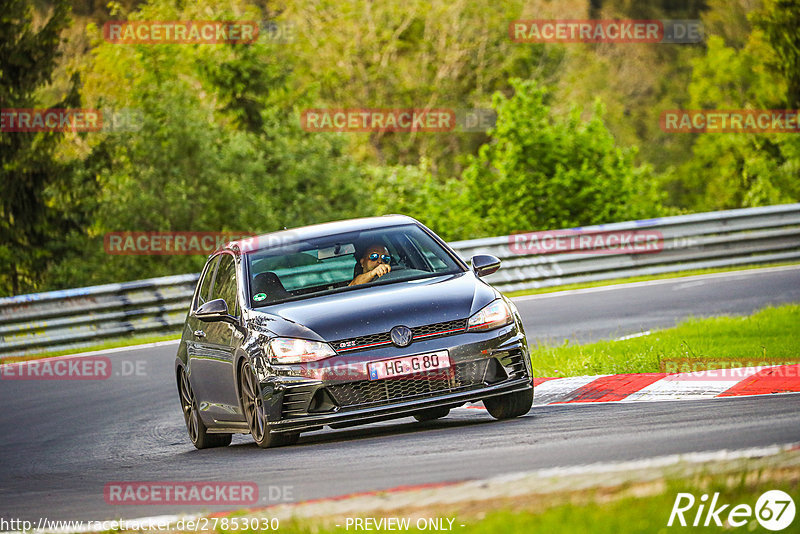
xmin=239 ymin=361 xmax=299 ymax=448
xmin=483 ymin=388 xmax=533 ymax=420
xmin=413 ymin=407 xmax=450 ymax=422
xmin=178 ymin=368 xmax=232 ymax=449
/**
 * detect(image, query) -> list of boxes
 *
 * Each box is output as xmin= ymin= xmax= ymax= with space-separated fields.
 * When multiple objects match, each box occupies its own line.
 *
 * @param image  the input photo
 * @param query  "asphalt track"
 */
xmin=1 ymin=267 xmax=799 ymax=522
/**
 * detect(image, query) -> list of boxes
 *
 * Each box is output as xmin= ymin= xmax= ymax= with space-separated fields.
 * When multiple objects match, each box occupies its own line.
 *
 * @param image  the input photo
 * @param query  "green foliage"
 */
xmin=663 ymin=23 xmax=800 ymax=211
xmin=552 ymin=0 xmax=710 ymax=172
xmin=362 ymin=163 xmax=475 ymax=241
xmin=461 ymin=79 xmax=663 ymax=236
xmin=752 ymin=0 xmax=800 ymax=108
xmin=0 ymin=0 xmax=89 ymax=295
xmin=43 ymin=0 xmax=371 ymax=288
xmin=5 ymin=0 xmax=797 ymax=295
xmin=281 ymin=0 xmax=564 ymax=177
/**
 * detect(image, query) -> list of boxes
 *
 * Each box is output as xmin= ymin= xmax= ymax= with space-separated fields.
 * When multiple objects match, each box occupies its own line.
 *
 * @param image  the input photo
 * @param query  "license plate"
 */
xmin=368 ymin=351 xmax=450 ymax=380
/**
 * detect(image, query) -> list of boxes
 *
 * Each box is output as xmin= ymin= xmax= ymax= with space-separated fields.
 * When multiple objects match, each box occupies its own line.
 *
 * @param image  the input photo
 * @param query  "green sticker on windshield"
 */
xmin=253 ymin=293 xmax=267 ymax=302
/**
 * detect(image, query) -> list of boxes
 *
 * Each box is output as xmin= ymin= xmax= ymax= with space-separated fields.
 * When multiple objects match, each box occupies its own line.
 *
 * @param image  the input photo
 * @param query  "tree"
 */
xmin=0 ymin=0 xmax=85 ymax=296
xmin=280 ymin=0 xmax=567 ymax=177
xmin=461 ymin=79 xmax=663 ymax=237
xmin=552 ymin=0 xmax=710 ymax=173
xmin=42 ymin=0 xmax=371 ymax=288
xmin=752 ymin=0 xmax=800 ymax=107
xmin=664 ymin=0 xmax=800 ymax=211
xmin=362 ymin=161 xmax=476 ymax=241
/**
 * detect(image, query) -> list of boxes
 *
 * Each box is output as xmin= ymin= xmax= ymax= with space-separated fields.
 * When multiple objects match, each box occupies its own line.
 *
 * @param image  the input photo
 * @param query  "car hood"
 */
xmin=244 ymin=272 xmax=498 ymax=342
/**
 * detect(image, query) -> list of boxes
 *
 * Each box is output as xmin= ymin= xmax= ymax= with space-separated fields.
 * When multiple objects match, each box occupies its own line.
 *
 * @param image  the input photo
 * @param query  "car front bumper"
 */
xmin=270 ymin=376 xmax=532 ymax=432
xmin=258 ymin=326 xmax=533 ymax=433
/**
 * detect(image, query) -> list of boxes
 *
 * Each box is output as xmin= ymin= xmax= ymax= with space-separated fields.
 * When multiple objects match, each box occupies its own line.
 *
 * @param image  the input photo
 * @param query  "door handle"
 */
xmin=194 ymin=330 xmax=206 ymax=338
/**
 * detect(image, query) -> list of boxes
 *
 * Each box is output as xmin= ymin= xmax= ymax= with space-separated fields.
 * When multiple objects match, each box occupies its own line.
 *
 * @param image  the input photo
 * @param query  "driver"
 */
xmin=349 ymin=243 xmax=392 ymax=286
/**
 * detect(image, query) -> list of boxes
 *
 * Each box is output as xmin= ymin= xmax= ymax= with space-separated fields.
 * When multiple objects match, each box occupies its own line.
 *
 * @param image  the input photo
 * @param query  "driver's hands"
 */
xmin=371 ymin=263 xmax=391 ymax=279
xmin=348 ymin=263 xmax=391 ymax=286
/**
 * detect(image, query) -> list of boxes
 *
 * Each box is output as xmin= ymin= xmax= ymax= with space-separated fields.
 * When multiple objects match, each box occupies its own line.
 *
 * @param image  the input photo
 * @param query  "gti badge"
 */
xmin=390 ymin=325 xmax=413 ymax=347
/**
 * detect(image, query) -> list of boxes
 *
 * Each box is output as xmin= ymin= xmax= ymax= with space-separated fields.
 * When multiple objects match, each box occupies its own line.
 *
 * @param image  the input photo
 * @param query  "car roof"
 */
xmin=223 ymin=215 xmax=422 ymax=254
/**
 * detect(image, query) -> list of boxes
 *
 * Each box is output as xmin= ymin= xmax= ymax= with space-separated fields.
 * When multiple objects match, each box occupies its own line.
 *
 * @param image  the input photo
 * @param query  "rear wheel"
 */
xmin=483 ymin=388 xmax=533 ymax=420
xmin=239 ymin=361 xmax=299 ymax=448
xmin=413 ymin=407 xmax=450 ymax=422
xmin=178 ymin=368 xmax=232 ymax=449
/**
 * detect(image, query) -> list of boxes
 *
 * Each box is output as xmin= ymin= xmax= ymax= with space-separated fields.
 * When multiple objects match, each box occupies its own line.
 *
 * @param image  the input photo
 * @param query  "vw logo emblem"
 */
xmin=390 ymin=325 xmax=413 ymax=347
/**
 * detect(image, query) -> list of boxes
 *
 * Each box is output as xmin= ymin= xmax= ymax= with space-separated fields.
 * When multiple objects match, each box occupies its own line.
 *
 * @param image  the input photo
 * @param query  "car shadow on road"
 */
xmin=224 ymin=412 xmax=508 ymax=451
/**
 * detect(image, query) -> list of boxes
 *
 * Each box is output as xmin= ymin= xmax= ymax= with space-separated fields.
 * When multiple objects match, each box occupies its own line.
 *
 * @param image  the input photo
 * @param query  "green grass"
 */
xmin=531 ymin=304 xmax=800 ymax=377
xmin=222 ymin=458 xmax=800 ymax=534
xmin=504 ymin=261 xmax=800 ymax=297
xmin=451 ymin=476 xmax=798 ymax=534
xmin=0 ymin=332 xmax=180 ymax=364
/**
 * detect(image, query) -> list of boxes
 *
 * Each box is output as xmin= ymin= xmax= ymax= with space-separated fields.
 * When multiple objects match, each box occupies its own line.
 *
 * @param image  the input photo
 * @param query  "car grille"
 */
xmin=504 ymin=351 xmax=527 ymax=378
xmin=332 ymin=318 xmax=468 ymax=352
xmin=280 ymin=384 xmax=317 ymax=419
xmin=325 ymin=359 xmax=490 ymax=409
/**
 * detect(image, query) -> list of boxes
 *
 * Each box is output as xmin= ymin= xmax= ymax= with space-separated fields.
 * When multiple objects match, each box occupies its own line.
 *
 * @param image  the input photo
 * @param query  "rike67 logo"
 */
xmin=669 ymin=490 xmax=795 ymax=531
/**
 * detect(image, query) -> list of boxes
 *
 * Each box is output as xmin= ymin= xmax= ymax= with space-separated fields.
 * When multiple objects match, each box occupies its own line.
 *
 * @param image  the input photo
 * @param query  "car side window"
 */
xmin=195 ymin=256 xmax=220 ymax=309
xmin=210 ymin=254 xmax=238 ymax=317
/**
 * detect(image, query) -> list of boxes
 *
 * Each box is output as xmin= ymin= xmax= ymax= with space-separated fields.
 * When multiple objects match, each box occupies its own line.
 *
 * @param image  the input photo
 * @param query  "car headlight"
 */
xmin=268 ymin=338 xmax=336 ymax=364
xmin=467 ymin=299 xmax=513 ymax=332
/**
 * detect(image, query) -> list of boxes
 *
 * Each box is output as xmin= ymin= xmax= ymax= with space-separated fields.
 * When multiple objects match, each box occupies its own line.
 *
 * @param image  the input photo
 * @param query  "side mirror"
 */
xmin=471 ymin=254 xmax=501 ymax=277
xmin=195 ymin=298 xmax=234 ymax=323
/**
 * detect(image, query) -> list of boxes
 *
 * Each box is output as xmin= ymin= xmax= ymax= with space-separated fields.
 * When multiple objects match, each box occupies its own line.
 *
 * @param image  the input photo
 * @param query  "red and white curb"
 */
xmin=528 ymin=364 xmax=800 ymax=405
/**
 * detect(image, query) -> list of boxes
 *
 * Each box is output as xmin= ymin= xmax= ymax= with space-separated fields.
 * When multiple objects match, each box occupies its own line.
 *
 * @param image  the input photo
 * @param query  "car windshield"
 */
xmin=245 ymin=224 xmax=463 ymax=307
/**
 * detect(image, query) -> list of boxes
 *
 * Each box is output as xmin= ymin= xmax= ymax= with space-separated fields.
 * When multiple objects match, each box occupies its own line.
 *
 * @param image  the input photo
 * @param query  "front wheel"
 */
xmin=483 ymin=388 xmax=533 ymax=420
xmin=239 ymin=361 xmax=299 ymax=448
xmin=178 ymin=368 xmax=232 ymax=449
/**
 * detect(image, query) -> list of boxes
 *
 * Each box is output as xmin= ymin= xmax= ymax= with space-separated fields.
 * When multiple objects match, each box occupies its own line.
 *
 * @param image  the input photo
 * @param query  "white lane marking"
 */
xmin=511 ymin=264 xmax=800 ymax=301
xmin=615 ymin=330 xmax=651 ymax=341
xmin=673 ymin=280 xmax=705 ymax=290
xmin=0 ymin=339 xmax=180 ymax=368
xmin=622 ymin=380 xmax=743 ymax=401
xmin=534 ymin=375 xmax=607 ymax=404
xmin=622 ymin=367 xmax=766 ymax=402
xmin=490 ymin=442 xmax=800 ymax=481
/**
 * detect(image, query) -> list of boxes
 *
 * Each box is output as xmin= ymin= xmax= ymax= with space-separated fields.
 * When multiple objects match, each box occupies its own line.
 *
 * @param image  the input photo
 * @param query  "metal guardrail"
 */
xmin=1 ymin=204 xmax=799 ymax=357
xmin=0 ymin=275 xmax=199 ymax=357
xmin=457 ymin=202 xmax=800 ymax=293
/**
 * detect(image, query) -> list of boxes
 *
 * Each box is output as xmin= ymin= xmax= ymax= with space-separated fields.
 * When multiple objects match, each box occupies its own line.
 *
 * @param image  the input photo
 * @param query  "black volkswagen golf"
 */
xmin=175 ymin=216 xmax=533 ymax=449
